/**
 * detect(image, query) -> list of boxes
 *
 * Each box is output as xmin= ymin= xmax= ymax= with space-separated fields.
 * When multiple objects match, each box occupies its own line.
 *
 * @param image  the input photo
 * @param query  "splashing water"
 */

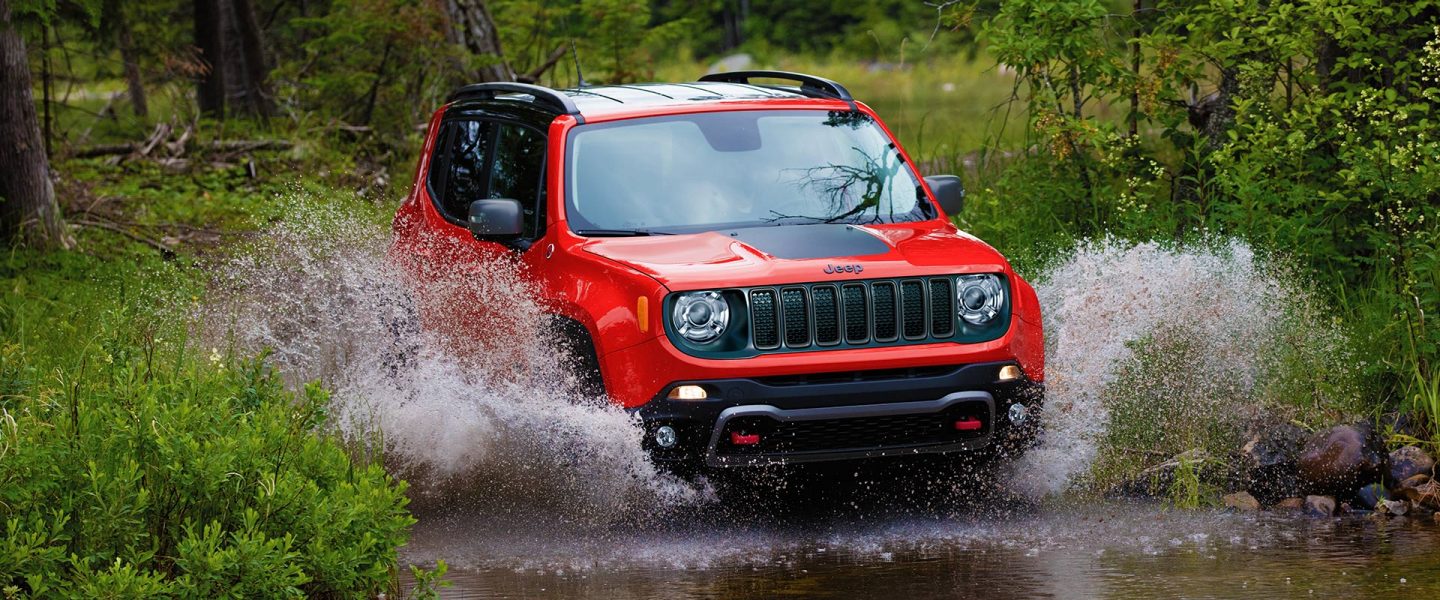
xmin=200 ymin=202 xmax=708 ymax=527
xmin=199 ymin=194 xmax=1350 ymax=521
xmin=1014 ymin=239 xmax=1350 ymax=497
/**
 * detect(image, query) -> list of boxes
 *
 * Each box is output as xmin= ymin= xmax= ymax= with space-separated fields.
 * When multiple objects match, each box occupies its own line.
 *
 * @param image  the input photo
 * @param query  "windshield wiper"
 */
xmin=572 ymin=229 xmax=674 ymax=237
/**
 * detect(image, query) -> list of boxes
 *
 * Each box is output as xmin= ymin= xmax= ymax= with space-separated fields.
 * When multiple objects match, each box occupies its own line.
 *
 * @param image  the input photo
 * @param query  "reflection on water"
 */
xmin=403 ymin=491 xmax=1440 ymax=599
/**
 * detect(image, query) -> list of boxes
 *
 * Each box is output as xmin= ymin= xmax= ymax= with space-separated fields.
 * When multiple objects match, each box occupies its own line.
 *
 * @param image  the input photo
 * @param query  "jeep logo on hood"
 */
xmin=823 ymin=264 xmax=864 ymax=275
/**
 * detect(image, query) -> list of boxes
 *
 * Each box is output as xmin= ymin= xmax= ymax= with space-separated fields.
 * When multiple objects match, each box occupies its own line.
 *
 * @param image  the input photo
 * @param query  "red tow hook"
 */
xmin=730 ymin=431 xmax=761 ymax=445
xmin=953 ymin=417 xmax=983 ymax=431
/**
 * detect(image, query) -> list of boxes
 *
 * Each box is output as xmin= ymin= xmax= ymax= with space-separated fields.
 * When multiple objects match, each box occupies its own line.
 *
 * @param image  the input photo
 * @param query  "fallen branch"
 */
xmin=137 ymin=122 xmax=172 ymax=156
xmin=72 ymin=143 xmax=136 ymax=158
xmin=71 ymin=218 xmax=174 ymax=257
xmin=208 ymin=139 xmax=293 ymax=152
xmin=71 ymin=138 xmax=293 ymax=159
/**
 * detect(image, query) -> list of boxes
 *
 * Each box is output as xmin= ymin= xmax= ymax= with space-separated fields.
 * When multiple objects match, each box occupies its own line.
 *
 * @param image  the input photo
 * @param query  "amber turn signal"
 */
xmin=636 ymin=296 xmax=649 ymax=333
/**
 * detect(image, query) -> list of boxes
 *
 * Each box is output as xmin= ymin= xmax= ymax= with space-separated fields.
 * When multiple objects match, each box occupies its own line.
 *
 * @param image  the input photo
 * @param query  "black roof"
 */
xmin=447 ymin=71 xmax=856 ymax=123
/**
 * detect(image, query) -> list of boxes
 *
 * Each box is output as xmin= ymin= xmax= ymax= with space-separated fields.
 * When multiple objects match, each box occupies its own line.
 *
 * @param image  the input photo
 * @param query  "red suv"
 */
xmin=392 ymin=71 xmax=1045 ymax=472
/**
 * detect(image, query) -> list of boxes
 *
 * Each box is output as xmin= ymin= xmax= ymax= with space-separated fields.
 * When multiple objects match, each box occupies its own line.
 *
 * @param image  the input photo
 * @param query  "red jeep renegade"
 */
xmin=392 ymin=71 xmax=1045 ymax=472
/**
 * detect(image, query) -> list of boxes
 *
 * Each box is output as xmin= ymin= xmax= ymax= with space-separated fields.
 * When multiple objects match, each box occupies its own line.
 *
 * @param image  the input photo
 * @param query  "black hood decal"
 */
xmin=721 ymin=224 xmax=892 ymax=260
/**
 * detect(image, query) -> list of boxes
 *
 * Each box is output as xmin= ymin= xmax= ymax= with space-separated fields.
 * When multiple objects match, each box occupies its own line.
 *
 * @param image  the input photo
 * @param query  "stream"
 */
xmin=400 ymin=494 xmax=1440 ymax=599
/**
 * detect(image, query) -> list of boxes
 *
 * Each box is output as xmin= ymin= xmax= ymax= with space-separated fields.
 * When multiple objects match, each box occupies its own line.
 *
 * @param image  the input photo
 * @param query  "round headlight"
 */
xmin=957 ymin=275 xmax=1005 ymax=325
xmin=673 ymin=291 xmax=729 ymax=343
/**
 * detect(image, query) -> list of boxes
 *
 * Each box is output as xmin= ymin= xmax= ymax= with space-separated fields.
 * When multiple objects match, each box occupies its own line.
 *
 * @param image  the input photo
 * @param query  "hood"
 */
xmin=578 ymin=222 xmax=1011 ymax=290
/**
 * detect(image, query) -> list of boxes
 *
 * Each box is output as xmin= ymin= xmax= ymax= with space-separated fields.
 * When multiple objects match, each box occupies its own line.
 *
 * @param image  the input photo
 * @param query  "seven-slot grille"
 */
xmin=748 ymin=277 xmax=959 ymax=351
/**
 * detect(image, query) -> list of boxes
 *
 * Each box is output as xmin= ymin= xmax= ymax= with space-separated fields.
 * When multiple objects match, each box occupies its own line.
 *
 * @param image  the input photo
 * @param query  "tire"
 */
xmin=549 ymin=316 xmax=605 ymax=399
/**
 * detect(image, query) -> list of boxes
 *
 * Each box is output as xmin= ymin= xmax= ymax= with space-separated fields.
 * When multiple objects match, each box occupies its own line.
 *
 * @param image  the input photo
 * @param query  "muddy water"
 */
xmin=401 ymin=497 xmax=1440 ymax=599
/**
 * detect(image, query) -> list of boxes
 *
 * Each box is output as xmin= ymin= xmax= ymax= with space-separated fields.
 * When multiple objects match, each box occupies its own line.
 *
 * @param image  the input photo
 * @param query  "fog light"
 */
xmin=654 ymin=425 xmax=678 ymax=448
xmin=667 ymin=385 xmax=707 ymax=400
xmin=998 ymin=365 xmax=1022 ymax=382
xmin=1008 ymin=403 xmax=1028 ymax=424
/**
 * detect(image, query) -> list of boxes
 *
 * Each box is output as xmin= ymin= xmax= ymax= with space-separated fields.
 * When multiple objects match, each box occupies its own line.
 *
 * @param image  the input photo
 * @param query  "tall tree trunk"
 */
xmin=0 ymin=0 xmax=70 ymax=248
xmin=444 ymin=0 xmax=513 ymax=82
xmin=219 ymin=0 xmax=246 ymax=110
xmin=39 ymin=22 xmax=51 ymax=157
xmin=360 ymin=39 xmax=393 ymax=126
xmin=115 ymin=6 xmax=148 ymax=118
xmin=230 ymin=0 xmax=271 ymax=117
xmin=194 ymin=0 xmax=226 ymax=117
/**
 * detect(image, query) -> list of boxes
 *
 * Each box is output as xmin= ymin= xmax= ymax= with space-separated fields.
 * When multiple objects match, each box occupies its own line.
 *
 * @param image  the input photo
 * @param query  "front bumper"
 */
xmin=631 ymin=361 xmax=1043 ymax=468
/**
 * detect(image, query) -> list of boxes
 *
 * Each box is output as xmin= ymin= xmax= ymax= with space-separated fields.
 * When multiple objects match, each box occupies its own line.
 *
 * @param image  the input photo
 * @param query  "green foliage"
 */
xmin=492 ymin=0 xmax=690 ymax=85
xmin=1090 ymin=325 xmax=1245 ymax=496
xmin=404 ymin=560 xmax=450 ymax=600
xmin=0 ymin=249 xmax=413 ymax=598
xmin=275 ymin=0 xmax=464 ymax=142
xmin=967 ymin=0 xmax=1440 ymax=438
xmin=1166 ymin=452 xmax=1218 ymax=510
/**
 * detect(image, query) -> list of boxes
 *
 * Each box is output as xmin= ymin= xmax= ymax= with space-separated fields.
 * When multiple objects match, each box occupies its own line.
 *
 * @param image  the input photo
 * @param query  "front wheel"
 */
xmin=549 ymin=316 xmax=605 ymax=400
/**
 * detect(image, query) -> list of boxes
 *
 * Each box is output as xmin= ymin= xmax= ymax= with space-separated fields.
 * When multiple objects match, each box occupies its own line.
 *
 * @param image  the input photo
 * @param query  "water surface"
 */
xmin=403 ymin=491 xmax=1440 ymax=599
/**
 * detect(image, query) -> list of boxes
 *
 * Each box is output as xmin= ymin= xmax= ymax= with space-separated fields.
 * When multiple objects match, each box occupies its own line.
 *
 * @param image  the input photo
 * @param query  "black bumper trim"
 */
xmin=703 ymin=391 xmax=994 ymax=466
xmin=631 ymin=361 xmax=1042 ymax=467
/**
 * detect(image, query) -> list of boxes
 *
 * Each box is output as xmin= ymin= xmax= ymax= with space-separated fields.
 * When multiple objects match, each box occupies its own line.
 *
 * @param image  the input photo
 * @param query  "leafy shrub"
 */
xmin=1090 ymin=324 xmax=1247 ymax=495
xmin=966 ymin=0 xmax=1440 ymax=435
xmin=0 ymin=251 xmax=413 ymax=598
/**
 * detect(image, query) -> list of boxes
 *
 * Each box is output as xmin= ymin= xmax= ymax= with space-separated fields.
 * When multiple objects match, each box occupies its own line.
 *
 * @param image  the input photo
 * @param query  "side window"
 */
xmin=489 ymin=123 xmax=547 ymax=239
xmin=428 ymin=120 xmax=494 ymax=222
xmin=426 ymin=118 xmax=546 ymax=240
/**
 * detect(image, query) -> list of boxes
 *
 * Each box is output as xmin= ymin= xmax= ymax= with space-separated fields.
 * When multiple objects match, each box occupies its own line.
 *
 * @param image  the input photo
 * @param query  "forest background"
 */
xmin=0 ymin=0 xmax=1436 ymax=596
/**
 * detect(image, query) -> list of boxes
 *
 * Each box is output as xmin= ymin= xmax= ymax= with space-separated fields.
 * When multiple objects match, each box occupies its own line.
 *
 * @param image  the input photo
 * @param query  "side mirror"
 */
xmin=924 ymin=175 xmax=965 ymax=215
xmin=467 ymin=199 xmax=524 ymax=238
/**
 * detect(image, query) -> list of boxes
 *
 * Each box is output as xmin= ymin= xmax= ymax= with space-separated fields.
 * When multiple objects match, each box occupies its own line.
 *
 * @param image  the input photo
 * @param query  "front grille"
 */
xmin=812 ymin=285 xmax=840 ymax=345
xmin=717 ymin=406 xmax=989 ymax=456
xmin=751 ymin=290 xmax=779 ymax=349
xmin=748 ymin=276 xmax=960 ymax=351
xmin=901 ymin=280 xmax=926 ymax=339
xmin=781 ymin=288 xmax=809 ymax=348
xmin=842 ymin=284 xmax=867 ymax=342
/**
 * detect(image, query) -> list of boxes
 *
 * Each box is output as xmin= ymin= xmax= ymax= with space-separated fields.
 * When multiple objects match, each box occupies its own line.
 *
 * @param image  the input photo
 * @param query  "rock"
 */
xmin=1396 ymin=475 xmax=1440 ymax=510
xmin=1388 ymin=446 xmax=1435 ymax=485
xmin=1304 ymin=495 xmax=1336 ymax=518
xmin=1377 ymin=499 xmax=1409 ymax=517
xmin=1297 ymin=424 xmax=1384 ymax=496
xmin=1356 ymin=482 xmax=1390 ymax=509
xmin=1223 ymin=491 xmax=1261 ymax=511
xmin=1274 ymin=497 xmax=1305 ymax=510
xmin=1398 ymin=473 xmax=1432 ymax=490
xmin=1234 ymin=423 xmax=1304 ymax=503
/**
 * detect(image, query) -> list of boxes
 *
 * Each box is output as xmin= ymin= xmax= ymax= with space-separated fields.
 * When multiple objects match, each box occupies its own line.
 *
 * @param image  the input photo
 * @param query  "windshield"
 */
xmin=565 ymin=110 xmax=931 ymax=234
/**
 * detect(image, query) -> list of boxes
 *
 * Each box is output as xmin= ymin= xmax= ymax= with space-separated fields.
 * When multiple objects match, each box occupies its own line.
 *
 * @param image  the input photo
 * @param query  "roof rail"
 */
xmin=447 ymin=82 xmax=584 ymax=123
xmin=697 ymin=70 xmax=857 ymax=110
